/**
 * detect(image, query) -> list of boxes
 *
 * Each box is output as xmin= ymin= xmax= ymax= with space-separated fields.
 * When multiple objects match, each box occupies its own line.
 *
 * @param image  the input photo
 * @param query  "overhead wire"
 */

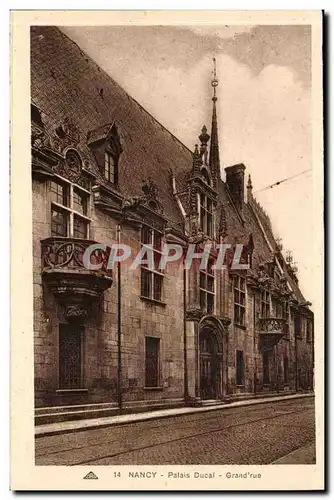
xmin=253 ymin=169 xmax=312 ymax=194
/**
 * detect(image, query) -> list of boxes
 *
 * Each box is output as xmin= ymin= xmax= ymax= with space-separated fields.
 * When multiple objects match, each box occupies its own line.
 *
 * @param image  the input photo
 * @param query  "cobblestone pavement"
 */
xmin=35 ymin=396 xmax=315 ymax=465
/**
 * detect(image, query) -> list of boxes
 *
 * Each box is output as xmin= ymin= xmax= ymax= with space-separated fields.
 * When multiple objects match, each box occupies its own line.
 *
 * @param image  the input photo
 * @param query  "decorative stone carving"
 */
xmin=64 ymin=304 xmax=89 ymax=321
xmin=185 ymin=308 xmax=203 ymax=322
xmin=258 ymin=262 xmax=274 ymax=286
xmin=42 ymin=237 xmax=113 ymax=321
xmin=259 ymin=317 xmax=288 ymax=349
xmin=259 ymin=317 xmax=287 ymax=333
xmin=51 ymin=149 xmax=91 ymax=190
xmin=188 ymin=230 xmax=206 ymax=245
xmin=218 ymin=204 xmax=227 ymax=238
xmin=189 ymin=184 xmax=198 ymax=215
xmin=192 ymin=144 xmax=202 ymax=176
xmin=140 ymin=178 xmax=163 ymax=214
xmin=141 ymin=178 xmax=158 ymax=199
xmin=199 ymin=125 xmax=210 ymax=166
xmin=31 ymin=126 xmax=51 ymax=149
xmin=55 ymin=117 xmax=80 ymax=144
xmin=63 ymin=149 xmax=82 ymax=183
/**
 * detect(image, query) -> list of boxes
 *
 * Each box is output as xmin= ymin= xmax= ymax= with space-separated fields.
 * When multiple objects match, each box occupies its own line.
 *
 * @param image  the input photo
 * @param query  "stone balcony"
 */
xmin=41 ymin=237 xmax=113 ymax=321
xmin=259 ymin=317 xmax=288 ymax=349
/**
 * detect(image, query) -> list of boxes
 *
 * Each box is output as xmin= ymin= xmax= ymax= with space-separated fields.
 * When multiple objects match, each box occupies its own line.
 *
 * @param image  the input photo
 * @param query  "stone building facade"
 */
xmin=31 ymin=26 xmax=314 ymax=421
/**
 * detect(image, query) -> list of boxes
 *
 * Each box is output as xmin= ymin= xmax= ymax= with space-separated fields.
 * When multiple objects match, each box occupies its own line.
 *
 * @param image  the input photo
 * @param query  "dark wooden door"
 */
xmin=200 ymin=334 xmax=217 ymax=399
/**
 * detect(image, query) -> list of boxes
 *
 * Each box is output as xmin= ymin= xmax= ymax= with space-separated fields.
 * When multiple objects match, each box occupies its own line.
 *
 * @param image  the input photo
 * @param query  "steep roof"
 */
xmin=31 ymin=26 xmax=307 ymax=304
xmin=216 ymin=179 xmax=306 ymax=303
xmin=30 ymin=25 xmax=192 ymax=225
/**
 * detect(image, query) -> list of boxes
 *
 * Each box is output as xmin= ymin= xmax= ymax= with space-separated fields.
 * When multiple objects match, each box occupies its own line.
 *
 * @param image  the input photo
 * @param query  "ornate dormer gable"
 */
xmin=285 ymin=250 xmax=299 ymax=284
xmin=31 ymin=107 xmax=94 ymax=187
xmin=141 ymin=177 xmax=163 ymax=214
xmin=54 ymin=117 xmax=81 ymax=150
xmin=258 ymin=259 xmax=276 ymax=285
xmin=127 ymin=179 xmax=167 ymax=236
xmin=55 ymin=148 xmax=88 ymax=188
xmin=256 ymin=257 xmax=294 ymax=303
xmin=87 ymin=122 xmax=123 ymax=187
xmin=187 ymin=133 xmax=218 ymax=241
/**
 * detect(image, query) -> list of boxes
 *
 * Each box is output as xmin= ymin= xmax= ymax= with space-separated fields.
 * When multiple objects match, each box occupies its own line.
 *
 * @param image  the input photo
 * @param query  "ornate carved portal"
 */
xmin=199 ymin=330 xmax=221 ymax=400
xmin=198 ymin=316 xmax=226 ymax=400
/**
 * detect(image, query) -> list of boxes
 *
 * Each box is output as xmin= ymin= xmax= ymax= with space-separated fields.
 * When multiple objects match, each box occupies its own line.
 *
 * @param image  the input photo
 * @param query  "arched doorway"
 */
xmin=199 ymin=329 xmax=222 ymax=400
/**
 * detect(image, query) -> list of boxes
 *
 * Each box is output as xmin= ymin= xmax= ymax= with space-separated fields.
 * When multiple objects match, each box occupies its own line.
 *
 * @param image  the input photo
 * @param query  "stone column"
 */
xmin=185 ymin=310 xmax=202 ymax=402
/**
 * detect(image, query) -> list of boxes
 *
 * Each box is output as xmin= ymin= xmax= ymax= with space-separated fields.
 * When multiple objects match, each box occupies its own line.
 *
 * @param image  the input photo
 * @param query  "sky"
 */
xmin=62 ymin=25 xmax=314 ymax=303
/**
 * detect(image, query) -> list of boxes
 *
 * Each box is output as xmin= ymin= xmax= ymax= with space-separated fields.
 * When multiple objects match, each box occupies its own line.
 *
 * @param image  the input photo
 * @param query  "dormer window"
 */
xmin=87 ymin=122 xmax=122 ymax=186
xmin=104 ymin=151 xmax=118 ymax=184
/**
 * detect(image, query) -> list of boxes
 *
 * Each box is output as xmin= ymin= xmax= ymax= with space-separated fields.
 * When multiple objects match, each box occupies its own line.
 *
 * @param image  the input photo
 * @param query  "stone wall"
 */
xmin=33 ymin=181 xmax=185 ymax=407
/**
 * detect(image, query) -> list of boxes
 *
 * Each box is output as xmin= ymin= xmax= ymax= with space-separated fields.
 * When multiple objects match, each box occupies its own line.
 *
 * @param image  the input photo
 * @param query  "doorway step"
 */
xmin=35 ymin=398 xmax=185 ymax=425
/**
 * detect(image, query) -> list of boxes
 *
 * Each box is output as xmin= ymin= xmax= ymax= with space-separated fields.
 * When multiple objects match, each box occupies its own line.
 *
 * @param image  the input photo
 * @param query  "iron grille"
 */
xmin=59 ymin=324 xmax=83 ymax=389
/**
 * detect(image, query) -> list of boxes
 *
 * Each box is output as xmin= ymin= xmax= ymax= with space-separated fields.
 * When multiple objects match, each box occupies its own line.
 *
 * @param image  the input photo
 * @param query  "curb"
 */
xmin=35 ymin=392 xmax=314 ymax=438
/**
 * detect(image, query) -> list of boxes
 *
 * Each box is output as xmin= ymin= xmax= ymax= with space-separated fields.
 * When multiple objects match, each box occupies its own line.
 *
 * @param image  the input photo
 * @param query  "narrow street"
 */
xmin=35 ymin=396 xmax=315 ymax=466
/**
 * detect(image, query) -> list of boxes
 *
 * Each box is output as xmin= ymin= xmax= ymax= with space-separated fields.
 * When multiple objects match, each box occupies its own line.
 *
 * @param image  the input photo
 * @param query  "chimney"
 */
xmin=224 ymin=163 xmax=246 ymax=211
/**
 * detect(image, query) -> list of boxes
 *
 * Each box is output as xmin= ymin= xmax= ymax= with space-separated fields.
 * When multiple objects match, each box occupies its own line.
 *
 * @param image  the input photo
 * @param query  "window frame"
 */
xmin=199 ymin=257 xmax=215 ymax=314
xmin=260 ymin=289 xmax=271 ymax=318
xmin=144 ymin=336 xmax=161 ymax=388
xmin=233 ymin=275 xmax=246 ymax=326
xmin=199 ymin=192 xmax=214 ymax=238
xmin=140 ymin=225 xmax=164 ymax=302
xmin=50 ymin=175 xmax=91 ymax=239
xmin=273 ymin=298 xmax=284 ymax=318
xmin=104 ymin=150 xmax=118 ymax=184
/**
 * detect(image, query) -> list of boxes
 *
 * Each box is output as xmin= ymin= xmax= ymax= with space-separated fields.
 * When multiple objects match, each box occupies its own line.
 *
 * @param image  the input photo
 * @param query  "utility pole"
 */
xmin=183 ymin=267 xmax=189 ymax=401
xmin=116 ymin=221 xmax=122 ymax=411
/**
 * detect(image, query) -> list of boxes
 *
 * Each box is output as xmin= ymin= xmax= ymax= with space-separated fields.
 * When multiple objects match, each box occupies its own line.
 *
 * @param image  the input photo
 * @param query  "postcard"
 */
xmin=10 ymin=10 xmax=324 ymax=491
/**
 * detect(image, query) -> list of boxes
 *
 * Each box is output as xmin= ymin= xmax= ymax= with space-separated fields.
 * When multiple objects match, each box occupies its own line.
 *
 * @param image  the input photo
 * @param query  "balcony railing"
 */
xmin=259 ymin=317 xmax=288 ymax=349
xmin=41 ymin=237 xmax=112 ymax=275
xmin=41 ymin=237 xmax=113 ymax=320
xmin=259 ymin=317 xmax=287 ymax=334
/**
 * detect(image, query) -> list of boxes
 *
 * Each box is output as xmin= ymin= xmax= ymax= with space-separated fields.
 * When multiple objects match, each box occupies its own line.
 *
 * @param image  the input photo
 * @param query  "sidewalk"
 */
xmin=35 ymin=392 xmax=313 ymax=438
xmin=271 ymin=440 xmax=316 ymax=464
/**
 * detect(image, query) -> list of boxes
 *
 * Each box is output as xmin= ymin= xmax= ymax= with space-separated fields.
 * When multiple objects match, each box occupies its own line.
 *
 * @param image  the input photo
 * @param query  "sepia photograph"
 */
xmin=11 ymin=10 xmax=324 ymax=491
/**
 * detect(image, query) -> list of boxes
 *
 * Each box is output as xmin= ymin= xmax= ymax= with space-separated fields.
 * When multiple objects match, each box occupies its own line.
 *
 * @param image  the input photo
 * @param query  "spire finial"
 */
xmin=247 ymin=174 xmax=253 ymax=190
xmin=211 ymin=57 xmax=219 ymax=101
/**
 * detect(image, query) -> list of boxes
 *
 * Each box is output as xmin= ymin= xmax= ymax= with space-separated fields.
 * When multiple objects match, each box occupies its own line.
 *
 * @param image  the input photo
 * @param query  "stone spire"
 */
xmin=247 ymin=174 xmax=253 ymax=203
xmin=209 ymin=57 xmax=220 ymax=188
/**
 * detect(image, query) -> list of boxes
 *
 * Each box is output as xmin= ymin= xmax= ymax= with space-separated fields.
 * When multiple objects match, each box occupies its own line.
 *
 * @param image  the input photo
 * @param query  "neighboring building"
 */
xmin=31 ymin=26 xmax=314 ymax=421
